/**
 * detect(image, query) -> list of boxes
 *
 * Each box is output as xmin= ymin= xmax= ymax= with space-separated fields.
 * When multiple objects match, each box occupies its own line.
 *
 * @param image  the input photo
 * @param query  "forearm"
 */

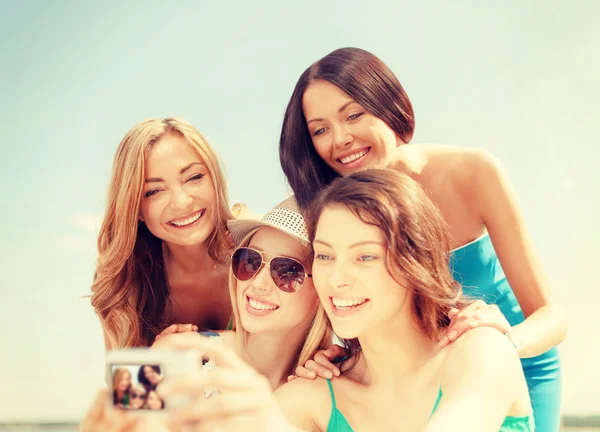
xmin=511 ymin=305 xmax=567 ymax=358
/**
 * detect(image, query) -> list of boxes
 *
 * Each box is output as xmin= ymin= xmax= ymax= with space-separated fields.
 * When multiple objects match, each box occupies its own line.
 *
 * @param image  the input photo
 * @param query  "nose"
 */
xmin=250 ymin=263 xmax=274 ymax=294
xmin=332 ymin=124 xmax=353 ymax=150
xmin=327 ymin=261 xmax=352 ymax=293
xmin=171 ymin=186 xmax=193 ymax=210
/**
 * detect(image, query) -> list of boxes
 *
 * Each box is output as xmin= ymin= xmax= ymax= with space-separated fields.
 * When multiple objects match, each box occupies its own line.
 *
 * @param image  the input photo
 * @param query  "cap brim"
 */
xmin=227 ymin=219 xmax=311 ymax=249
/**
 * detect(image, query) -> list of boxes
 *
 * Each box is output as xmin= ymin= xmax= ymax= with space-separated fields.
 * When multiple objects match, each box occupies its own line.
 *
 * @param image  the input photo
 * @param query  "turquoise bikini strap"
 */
xmin=326 ymin=379 xmax=337 ymax=409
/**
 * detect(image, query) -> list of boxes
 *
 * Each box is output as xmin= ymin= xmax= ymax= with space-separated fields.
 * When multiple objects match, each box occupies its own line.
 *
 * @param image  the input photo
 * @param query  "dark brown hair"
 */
xmin=279 ymin=47 xmax=415 ymax=210
xmin=306 ymin=169 xmax=466 ymax=363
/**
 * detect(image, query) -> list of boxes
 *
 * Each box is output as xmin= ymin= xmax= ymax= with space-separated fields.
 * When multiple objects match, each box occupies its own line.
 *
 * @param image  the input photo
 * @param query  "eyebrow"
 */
xmin=313 ymin=239 xmax=384 ymax=249
xmin=306 ymin=101 xmax=355 ymax=125
xmin=144 ymin=162 xmax=205 ymax=183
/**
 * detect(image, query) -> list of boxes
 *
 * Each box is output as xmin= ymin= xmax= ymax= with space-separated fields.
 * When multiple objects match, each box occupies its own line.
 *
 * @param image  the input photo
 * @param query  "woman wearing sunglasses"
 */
xmin=228 ymin=196 xmax=329 ymax=365
xmin=128 ymin=384 xmax=147 ymax=410
xmin=211 ymin=194 xmax=329 ymax=392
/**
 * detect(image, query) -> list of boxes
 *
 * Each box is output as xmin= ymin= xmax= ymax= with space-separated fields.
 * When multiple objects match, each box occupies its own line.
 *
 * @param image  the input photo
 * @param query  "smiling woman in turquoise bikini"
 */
xmin=279 ymin=47 xmax=566 ymax=431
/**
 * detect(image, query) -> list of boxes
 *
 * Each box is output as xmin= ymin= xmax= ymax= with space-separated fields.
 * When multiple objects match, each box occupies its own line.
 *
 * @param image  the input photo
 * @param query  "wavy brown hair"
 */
xmin=91 ymin=118 xmax=233 ymax=348
xmin=306 ymin=169 xmax=466 ymax=362
xmin=280 ymin=47 xmax=415 ymax=209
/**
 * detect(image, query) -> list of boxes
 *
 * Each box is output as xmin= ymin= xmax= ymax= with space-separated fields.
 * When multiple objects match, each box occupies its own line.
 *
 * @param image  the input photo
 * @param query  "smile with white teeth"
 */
xmin=248 ymin=297 xmax=279 ymax=311
xmin=169 ymin=209 xmax=204 ymax=227
xmin=332 ymin=297 xmax=368 ymax=310
xmin=339 ymin=148 xmax=369 ymax=164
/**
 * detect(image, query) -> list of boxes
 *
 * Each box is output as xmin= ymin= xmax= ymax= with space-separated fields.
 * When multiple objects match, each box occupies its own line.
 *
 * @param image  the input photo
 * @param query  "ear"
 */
xmin=138 ymin=211 xmax=145 ymax=223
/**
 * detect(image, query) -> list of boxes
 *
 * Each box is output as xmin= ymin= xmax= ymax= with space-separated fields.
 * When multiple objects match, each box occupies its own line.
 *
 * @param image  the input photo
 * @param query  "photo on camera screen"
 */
xmin=110 ymin=364 xmax=166 ymax=410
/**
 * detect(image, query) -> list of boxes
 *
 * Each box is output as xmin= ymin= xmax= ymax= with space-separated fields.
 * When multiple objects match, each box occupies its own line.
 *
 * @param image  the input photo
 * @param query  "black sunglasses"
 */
xmin=231 ymin=247 xmax=311 ymax=293
xmin=131 ymin=393 xmax=146 ymax=400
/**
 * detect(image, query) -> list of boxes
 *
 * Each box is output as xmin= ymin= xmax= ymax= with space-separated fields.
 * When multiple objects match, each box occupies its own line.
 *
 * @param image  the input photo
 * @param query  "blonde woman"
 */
xmin=91 ymin=117 xmax=234 ymax=349
xmin=128 ymin=384 xmax=147 ymax=410
xmin=81 ymin=197 xmax=330 ymax=431
xmin=111 ymin=368 xmax=131 ymax=408
xmin=152 ymin=197 xmax=329 ymax=429
xmin=154 ymin=196 xmax=330 ymax=381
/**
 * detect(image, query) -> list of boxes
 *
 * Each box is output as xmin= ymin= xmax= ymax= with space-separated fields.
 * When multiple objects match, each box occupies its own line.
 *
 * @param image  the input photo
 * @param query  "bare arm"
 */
xmin=468 ymin=150 xmax=567 ymax=357
xmin=426 ymin=327 xmax=530 ymax=431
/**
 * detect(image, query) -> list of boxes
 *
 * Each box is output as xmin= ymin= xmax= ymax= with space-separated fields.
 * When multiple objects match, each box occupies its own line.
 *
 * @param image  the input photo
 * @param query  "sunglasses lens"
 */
xmin=232 ymin=248 xmax=263 ymax=281
xmin=131 ymin=393 xmax=145 ymax=399
xmin=271 ymin=258 xmax=305 ymax=293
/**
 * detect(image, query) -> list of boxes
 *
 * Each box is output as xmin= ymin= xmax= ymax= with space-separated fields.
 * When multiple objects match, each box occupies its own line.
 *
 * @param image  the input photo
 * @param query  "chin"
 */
xmin=174 ymin=229 xmax=214 ymax=247
xmin=331 ymin=325 xmax=360 ymax=341
xmin=243 ymin=315 xmax=290 ymax=336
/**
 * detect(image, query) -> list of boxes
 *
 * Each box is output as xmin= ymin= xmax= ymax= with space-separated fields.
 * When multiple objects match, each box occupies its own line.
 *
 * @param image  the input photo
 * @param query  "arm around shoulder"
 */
xmin=465 ymin=149 xmax=567 ymax=355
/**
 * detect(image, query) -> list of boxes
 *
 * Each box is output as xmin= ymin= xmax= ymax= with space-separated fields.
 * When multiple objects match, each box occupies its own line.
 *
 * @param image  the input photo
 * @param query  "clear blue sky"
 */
xmin=0 ymin=0 xmax=598 ymax=422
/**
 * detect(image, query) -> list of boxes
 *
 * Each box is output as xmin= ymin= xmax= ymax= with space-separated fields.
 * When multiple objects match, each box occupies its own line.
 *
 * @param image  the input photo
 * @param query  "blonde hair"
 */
xmin=228 ymin=229 xmax=330 ymax=375
xmin=91 ymin=117 xmax=233 ymax=348
xmin=130 ymin=383 xmax=147 ymax=395
xmin=112 ymin=367 xmax=131 ymax=393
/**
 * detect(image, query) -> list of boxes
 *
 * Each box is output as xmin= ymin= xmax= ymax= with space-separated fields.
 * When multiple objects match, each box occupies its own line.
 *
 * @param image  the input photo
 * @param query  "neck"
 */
xmin=356 ymin=309 xmax=438 ymax=388
xmin=392 ymin=145 xmax=428 ymax=180
xmin=244 ymin=326 xmax=308 ymax=390
xmin=162 ymin=240 xmax=216 ymax=275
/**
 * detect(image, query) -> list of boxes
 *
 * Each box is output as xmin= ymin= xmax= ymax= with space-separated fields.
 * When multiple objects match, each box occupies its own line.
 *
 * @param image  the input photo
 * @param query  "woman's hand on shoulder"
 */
xmin=287 ymin=344 xmax=346 ymax=382
xmin=438 ymin=300 xmax=513 ymax=348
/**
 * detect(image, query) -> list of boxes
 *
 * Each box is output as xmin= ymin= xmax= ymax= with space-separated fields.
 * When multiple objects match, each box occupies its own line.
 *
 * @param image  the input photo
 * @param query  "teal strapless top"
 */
xmin=325 ymin=379 xmax=534 ymax=431
xmin=450 ymin=233 xmax=525 ymax=327
xmin=449 ymin=233 xmax=560 ymax=378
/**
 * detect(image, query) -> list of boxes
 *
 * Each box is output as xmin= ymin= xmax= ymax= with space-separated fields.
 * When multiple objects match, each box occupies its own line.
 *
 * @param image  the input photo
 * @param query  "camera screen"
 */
xmin=110 ymin=364 xmax=166 ymax=410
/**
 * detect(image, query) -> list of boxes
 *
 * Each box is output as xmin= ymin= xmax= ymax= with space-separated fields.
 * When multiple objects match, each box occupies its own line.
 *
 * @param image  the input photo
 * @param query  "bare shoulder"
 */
xmin=445 ymin=326 xmax=519 ymax=366
xmin=276 ymin=377 xmax=331 ymax=410
xmin=275 ymin=378 xmax=332 ymax=432
xmin=441 ymin=326 xmax=525 ymax=397
xmin=421 ymin=145 xmax=501 ymax=178
xmin=441 ymin=325 xmax=532 ymax=416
